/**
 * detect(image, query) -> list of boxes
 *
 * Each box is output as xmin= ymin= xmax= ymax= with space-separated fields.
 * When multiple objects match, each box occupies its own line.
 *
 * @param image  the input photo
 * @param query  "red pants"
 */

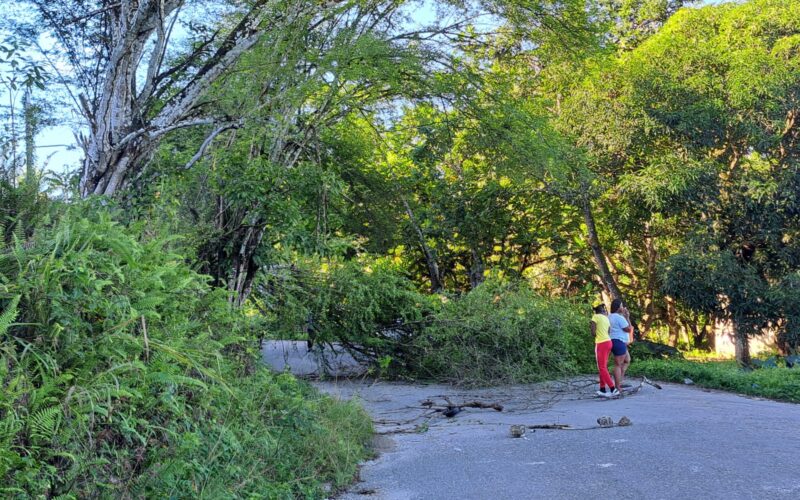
xmin=595 ymin=340 xmax=614 ymax=388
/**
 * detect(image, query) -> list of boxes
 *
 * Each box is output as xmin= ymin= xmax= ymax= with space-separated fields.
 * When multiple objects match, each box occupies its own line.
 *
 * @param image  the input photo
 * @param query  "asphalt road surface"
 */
xmin=315 ymin=378 xmax=800 ymax=500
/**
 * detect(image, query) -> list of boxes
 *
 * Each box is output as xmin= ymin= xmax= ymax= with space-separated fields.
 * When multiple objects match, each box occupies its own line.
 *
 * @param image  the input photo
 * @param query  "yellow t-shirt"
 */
xmin=592 ymin=313 xmax=611 ymax=344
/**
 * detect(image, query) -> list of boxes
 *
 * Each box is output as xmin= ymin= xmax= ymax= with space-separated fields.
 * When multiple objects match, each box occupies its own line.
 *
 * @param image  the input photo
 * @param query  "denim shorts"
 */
xmin=611 ymin=339 xmax=628 ymax=356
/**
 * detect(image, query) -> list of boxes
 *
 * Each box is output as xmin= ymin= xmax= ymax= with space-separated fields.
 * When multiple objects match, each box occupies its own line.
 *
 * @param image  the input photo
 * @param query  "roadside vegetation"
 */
xmin=630 ymin=360 xmax=800 ymax=403
xmin=0 ymin=190 xmax=372 ymax=497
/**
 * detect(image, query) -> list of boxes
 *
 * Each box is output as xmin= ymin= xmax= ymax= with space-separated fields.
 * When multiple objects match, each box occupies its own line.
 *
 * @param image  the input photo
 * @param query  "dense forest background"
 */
xmin=1 ymin=0 xmax=799 ymax=496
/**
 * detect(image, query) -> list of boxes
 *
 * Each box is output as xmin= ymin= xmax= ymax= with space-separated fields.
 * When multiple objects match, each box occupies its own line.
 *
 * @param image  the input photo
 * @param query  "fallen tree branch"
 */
xmin=424 ymin=397 xmax=505 ymax=418
xmin=642 ymin=376 xmax=663 ymax=390
xmin=460 ymin=401 xmax=504 ymax=411
xmin=525 ymin=416 xmax=632 ymax=431
xmin=527 ymin=424 xmax=572 ymax=430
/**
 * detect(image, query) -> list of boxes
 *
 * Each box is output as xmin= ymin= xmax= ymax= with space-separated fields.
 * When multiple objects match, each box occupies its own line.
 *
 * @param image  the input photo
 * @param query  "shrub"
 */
xmin=256 ymin=256 xmax=436 ymax=365
xmin=0 ymin=202 xmax=371 ymax=497
xmin=410 ymin=279 xmax=594 ymax=385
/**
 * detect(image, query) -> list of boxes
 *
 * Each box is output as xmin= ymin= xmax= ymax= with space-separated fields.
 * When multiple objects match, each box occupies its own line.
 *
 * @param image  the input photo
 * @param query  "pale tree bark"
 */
xmin=23 ymin=89 xmax=37 ymax=180
xmin=81 ymin=0 xmax=279 ymax=197
xmin=31 ymin=0 xmax=323 ymax=198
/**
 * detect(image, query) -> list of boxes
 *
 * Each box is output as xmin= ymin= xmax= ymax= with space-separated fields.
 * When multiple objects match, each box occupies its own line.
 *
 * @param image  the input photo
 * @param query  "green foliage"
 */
xmin=595 ymin=0 xmax=688 ymax=49
xmin=0 ymin=199 xmax=371 ymax=497
xmin=259 ymin=265 xmax=597 ymax=385
xmin=257 ymin=256 xmax=436 ymax=363
xmin=0 ymin=175 xmax=51 ymax=245
xmin=411 ymin=278 xmax=594 ymax=385
xmin=629 ymin=359 xmax=800 ymax=403
xmin=557 ymin=0 xmax=800 ymax=356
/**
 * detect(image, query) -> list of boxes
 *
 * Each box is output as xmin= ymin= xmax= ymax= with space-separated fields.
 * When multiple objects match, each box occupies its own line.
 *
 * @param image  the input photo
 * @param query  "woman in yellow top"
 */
xmin=590 ymin=303 xmax=619 ymax=397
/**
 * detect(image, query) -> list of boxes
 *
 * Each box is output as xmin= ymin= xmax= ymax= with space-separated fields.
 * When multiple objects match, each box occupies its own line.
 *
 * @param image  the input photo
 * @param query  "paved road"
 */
xmin=315 ymin=378 xmax=800 ymax=500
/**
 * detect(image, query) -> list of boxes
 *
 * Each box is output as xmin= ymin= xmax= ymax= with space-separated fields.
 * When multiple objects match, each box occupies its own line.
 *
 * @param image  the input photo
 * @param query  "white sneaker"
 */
xmin=596 ymin=390 xmax=608 ymax=397
xmin=609 ymin=388 xmax=621 ymax=397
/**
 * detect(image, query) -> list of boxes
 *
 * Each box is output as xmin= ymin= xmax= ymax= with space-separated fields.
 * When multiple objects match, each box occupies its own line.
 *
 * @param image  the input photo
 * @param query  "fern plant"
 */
xmin=0 ymin=195 xmax=373 ymax=497
xmin=28 ymin=406 xmax=62 ymax=445
xmin=0 ymin=295 xmax=19 ymax=336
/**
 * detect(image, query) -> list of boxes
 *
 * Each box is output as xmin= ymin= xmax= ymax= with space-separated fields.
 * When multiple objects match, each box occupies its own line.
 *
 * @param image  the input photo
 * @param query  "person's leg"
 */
xmin=595 ymin=342 xmax=606 ymax=389
xmin=595 ymin=341 xmax=614 ymax=392
xmin=622 ymin=352 xmax=631 ymax=380
xmin=613 ymin=355 xmax=624 ymax=389
xmin=611 ymin=339 xmax=628 ymax=390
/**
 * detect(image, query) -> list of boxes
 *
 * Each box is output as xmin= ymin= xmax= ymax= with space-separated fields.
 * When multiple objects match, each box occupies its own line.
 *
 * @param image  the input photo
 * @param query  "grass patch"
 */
xmin=629 ymin=359 xmax=800 ymax=403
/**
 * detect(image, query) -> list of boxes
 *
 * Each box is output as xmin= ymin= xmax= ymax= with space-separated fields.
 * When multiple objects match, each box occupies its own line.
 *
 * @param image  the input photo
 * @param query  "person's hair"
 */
xmin=593 ymin=303 xmax=606 ymax=314
xmin=610 ymin=298 xmax=623 ymax=313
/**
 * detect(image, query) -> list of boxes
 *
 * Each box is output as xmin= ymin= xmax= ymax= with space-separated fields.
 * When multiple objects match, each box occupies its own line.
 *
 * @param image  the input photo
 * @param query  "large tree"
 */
xmin=23 ymin=0 xmax=349 ymax=197
xmin=139 ymin=0 xmax=434 ymax=303
xmin=562 ymin=0 xmax=800 ymax=362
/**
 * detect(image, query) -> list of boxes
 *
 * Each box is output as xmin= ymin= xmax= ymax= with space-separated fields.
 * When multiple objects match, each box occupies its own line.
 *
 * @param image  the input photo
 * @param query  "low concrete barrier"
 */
xmin=261 ymin=340 xmax=368 ymax=377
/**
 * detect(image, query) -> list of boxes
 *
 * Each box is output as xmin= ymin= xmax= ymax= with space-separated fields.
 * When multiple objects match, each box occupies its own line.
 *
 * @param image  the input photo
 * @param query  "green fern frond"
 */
xmin=133 ymin=295 xmax=166 ymax=313
xmin=104 ymin=234 xmax=138 ymax=264
xmin=0 ymin=413 xmax=23 ymax=442
xmin=0 ymin=295 xmax=20 ymax=336
xmin=28 ymin=406 xmax=62 ymax=442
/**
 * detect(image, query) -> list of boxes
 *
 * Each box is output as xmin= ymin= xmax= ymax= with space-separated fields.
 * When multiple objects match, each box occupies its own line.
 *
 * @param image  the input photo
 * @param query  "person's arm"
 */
xmin=590 ymin=320 xmax=596 ymax=340
xmin=621 ymin=307 xmax=634 ymax=344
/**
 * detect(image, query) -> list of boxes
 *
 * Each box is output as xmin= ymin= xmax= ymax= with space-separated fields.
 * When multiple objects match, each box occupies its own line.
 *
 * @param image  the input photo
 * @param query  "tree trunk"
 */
xmin=402 ymin=197 xmax=443 ymax=292
xmin=641 ymin=226 xmax=658 ymax=334
xmin=580 ymin=193 xmax=623 ymax=300
xmin=81 ymin=136 xmax=157 ymax=196
xmin=39 ymin=0 xmax=281 ymax=198
xmin=469 ymin=248 xmax=485 ymax=289
xmin=732 ymin=321 xmax=751 ymax=367
xmin=23 ymin=89 xmax=36 ymax=180
xmin=228 ymin=222 xmax=265 ymax=307
xmin=706 ymin=314 xmax=716 ymax=352
xmin=666 ymin=296 xmax=679 ymax=347
xmin=689 ymin=313 xmax=711 ymax=349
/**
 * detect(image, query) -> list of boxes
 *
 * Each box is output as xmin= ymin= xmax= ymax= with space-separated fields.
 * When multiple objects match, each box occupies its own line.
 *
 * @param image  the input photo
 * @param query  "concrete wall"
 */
xmin=261 ymin=340 xmax=368 ymax=377
xmin=713 ymin=320 xmax=778 ymax=357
